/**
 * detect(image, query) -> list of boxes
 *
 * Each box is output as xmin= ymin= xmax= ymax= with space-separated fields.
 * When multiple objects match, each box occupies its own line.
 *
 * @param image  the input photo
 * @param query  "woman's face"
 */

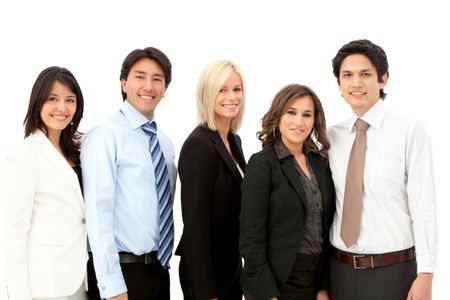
xmin=213 ymin=71 xmax=243 ymax=126
xmin=279 ymin=96 xmax=315 ymax=152
xmin=40 ymin=80 xmax=77 ymax=138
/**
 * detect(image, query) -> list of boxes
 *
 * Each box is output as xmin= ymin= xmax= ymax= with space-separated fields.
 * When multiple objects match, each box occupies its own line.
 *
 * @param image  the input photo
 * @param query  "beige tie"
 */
xmin=340 ymin=118 xmax=369 ymax=248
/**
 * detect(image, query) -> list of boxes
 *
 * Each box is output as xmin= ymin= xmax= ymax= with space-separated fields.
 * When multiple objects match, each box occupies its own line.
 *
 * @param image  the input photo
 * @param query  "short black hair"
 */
xmin=119 ymin=47 xmax=172 ymax=100
xmin=332 ymin=39 xmax=389 ymax=99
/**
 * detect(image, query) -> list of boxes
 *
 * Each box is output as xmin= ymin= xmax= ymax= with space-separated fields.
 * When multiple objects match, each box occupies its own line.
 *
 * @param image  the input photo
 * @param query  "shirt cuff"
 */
xmin=416 ymin=253 xmax=437 ymax=273
xmin=97 ymin=270 xmax=127 ymax=299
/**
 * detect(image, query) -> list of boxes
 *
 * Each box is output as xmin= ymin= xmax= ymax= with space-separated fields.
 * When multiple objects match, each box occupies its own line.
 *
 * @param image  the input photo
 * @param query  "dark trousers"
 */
xmin=87 ymin=258 xmax=170 ymax=300
xmin=244 ymin=253 xmax=319 ymax=300
xmin=179 ymin=258 xmax=242 ymax=300
xmin=330 ymin=258 xmax=417 ymax=300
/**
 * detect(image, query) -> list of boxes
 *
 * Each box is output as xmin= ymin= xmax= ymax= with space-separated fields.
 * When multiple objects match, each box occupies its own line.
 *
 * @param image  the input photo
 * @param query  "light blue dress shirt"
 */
xmin=81 ymin=101 xmax=176 ymax=299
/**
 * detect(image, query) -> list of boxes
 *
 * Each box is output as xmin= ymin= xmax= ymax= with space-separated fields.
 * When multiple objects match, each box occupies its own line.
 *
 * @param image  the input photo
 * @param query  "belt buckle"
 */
xmin=352 ymin=255 xmax=374 ymax=269
xmin=144 ymin=252 xmax=154 ymax=264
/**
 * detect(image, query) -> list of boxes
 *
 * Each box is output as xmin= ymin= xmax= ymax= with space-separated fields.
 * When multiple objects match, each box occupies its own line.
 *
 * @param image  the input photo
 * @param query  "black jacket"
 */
xmin=175 ymin=125 xmax=246 ymax=299
xmin=239 ymin=146 xmax=335 ymax=299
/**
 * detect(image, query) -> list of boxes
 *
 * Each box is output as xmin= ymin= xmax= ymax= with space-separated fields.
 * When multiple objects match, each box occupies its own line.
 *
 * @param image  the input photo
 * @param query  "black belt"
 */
xmin=88 ymin=251 xmax=159 ymax=264
xmin=119 ymin=251 xmax=159 ymax=264
xmin=331 ymin=246 xmax=415 ymax=269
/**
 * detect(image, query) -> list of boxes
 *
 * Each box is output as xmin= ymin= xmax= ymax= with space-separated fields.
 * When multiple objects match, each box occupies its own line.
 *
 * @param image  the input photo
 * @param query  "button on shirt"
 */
xmin=81 ymin=101 xmax=177 ymax=298
xmin=328 ymin=100 xmax=437 ymax=273
xmin=274 ymin=139 xmax=323 ymax=254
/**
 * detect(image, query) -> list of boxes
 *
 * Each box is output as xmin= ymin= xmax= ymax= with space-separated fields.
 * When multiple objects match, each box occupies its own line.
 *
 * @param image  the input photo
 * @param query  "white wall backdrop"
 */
xmin=1 ymin=0 xmax=448 ymax=299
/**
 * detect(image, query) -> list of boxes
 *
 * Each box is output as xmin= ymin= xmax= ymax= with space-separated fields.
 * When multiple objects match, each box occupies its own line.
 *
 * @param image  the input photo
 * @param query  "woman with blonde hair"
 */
xmin=175 ymin=60 xmax=246 ymax=300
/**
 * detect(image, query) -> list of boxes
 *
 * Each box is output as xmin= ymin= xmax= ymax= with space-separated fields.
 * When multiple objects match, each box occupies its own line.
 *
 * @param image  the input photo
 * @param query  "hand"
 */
xmin=316 ymin=290 xmax=330 ymax=300
xmin=407 ymin=273 xmax=433 ymax=300
xmin=108 ymin=292 xmax=128 ymax=300
xmin=270 ymin=298 xmax=279 ymax=300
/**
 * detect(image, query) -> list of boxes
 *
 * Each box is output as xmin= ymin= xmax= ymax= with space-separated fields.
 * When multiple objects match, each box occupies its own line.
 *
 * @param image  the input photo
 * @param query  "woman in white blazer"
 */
xmin=5 ymin=67 xmax=87 ymax=300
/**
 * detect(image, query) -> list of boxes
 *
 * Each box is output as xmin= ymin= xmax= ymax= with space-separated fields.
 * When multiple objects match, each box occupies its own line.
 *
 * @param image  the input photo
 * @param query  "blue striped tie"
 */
xmin=142 ymin=121 xmax=174 ymax=268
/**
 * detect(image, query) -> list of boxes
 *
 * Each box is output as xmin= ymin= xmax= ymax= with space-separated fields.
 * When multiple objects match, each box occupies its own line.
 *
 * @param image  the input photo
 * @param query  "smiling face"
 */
xmin=121 ymin=58 xmax=166 ymax=120
xmin=339 ymin=54 xmax=388 ymax=116
xmin=213 ymin=71 xmax=243 ymax=128
xmin=39 ymin=80 xmax=77 ymax=142
xmin=279 ymin=96 xmax=315 ymax=153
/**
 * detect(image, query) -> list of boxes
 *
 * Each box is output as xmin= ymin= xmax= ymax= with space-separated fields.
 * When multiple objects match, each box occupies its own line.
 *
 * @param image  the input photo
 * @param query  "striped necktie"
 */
xmin=142 ymin=121 xmax=174 ymax=268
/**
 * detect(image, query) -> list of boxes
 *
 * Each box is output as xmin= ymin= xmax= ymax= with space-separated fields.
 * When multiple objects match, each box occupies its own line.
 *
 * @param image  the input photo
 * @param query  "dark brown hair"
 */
xmin=120 ymin=47 xmax=172 ymax=100
xmin=257 ymin=84 xmax=330 ymax=157
xmin=23 ymin=66 xmax=84 ymax=165
xmin=332 ymin=39 xmax=389 ymax=99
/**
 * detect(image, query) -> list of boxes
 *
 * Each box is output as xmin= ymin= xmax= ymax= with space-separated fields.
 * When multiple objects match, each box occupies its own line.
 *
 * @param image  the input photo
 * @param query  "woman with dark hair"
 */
xmin=240 ymin=84 xmax=335 ymax=300
xmin=5 ymin=67 xmax=87 ymax=300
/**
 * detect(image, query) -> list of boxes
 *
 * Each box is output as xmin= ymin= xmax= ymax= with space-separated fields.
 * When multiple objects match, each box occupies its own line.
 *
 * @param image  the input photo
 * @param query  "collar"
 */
xmin=120 ymin=100 xmax=155 ymax=130
xmin=344 ymin=99 xmax=387 ymax=132
xmin=274 ymin=139 xmax=291 ymax=159
xmin=274 ymin=139 xmax=311 ymax=160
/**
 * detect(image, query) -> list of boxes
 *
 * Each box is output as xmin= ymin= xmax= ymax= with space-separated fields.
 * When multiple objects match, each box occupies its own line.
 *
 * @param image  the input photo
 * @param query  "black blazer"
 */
xmin=239 ymin=146 xmax=335 ymax=300
xmin=175 ymin=126 xmax=246 ymax=299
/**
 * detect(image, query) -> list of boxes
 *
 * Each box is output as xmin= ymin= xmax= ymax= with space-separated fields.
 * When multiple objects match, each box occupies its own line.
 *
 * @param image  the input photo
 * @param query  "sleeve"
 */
xmin=81 ymin=126 xmax=127 ymax=298
xmin=5 ymin=143 xmax=37 ymax=300
xmin=317 ymin=162 xmax=335 ymax=292
xmin=178 ymin=135 xmax=219 ymax=299
xmin=405 ymin=122 xmax=438 ymax=273
xmin=239 ymin=153 xmax=280 ymax=299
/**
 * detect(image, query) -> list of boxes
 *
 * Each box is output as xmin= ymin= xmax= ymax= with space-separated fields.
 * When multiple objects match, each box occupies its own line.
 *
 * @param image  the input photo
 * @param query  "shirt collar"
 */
xmin=274 ymin=139 xmax=291 ymax=159
xmin=274 ymin=138 xmax=311 ymax=160
xmin=345 ymin=99 xmax=387 ymax=132
xmin=120 ymin=100 xmax=155 ymax=130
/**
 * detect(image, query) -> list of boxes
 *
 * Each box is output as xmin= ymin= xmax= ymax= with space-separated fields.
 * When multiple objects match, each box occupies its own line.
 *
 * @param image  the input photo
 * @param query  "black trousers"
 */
xmin=244 ymin=253 xmax=319 ymax=300
xmin=87 ymin=258 xmax=170 ymax=300
xmin=330 ymin=258 xmax=417 ymax=300
xmin=178 ymin=258 xmax=242 ymax=300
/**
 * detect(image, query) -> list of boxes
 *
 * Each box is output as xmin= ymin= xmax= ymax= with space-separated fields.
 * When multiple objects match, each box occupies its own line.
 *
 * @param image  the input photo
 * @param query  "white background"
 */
xmin=1 ymin=0 xmax=448 ymax=299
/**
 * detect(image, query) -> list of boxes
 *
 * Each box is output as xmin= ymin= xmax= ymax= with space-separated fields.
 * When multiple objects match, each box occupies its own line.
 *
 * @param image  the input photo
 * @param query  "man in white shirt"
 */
xmin=327 ymin=39 xmax=437 ymax=300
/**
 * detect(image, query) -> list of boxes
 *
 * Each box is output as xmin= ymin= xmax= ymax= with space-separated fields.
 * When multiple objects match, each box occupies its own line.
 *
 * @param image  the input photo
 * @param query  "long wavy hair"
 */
xmin=23 ymin=66 xmax=84 ymax=165
xmin=257 ymin=84 xmax=330 ymax=157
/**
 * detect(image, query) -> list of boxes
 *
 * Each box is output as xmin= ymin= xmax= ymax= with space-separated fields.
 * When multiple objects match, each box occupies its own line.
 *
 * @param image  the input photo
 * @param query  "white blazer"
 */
xmin=5 ymin=130 xmax=87 ymax=299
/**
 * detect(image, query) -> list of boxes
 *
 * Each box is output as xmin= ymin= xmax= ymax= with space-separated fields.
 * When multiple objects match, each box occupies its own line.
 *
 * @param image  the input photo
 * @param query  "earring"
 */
xmin=71 ymin=121 xmax=74 ymax=132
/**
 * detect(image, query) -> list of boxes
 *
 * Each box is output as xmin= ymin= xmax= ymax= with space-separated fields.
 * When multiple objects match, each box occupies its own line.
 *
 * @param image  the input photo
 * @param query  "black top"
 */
xmin=273 ymin=140 xmax=324 ymax=254
xmin=72 ymin=165 xmax=83 ymax=195
xmin=175 ymin=125 xmax=246 ymax=300
xmin=240 ymin=144 xmax=336 ymax=299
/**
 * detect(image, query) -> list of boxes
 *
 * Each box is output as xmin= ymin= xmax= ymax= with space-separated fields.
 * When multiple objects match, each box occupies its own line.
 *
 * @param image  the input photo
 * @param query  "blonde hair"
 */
xmin=196 ymin=60 xmax=246 ymax=133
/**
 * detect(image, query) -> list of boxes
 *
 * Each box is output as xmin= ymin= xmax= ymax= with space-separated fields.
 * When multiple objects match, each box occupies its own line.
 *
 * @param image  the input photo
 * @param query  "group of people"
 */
xmin=4 ymin=39 xmax=437 ymax=300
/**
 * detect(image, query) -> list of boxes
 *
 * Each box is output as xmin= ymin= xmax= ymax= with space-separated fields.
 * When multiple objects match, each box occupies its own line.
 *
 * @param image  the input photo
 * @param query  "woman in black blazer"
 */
xmin=175 ymin=60 xmax=246 ymax=300
xmin=240 ymin=84 xmax=335 ymax=300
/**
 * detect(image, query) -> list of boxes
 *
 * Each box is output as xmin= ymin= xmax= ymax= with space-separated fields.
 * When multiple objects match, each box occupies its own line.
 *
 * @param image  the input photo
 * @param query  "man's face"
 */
xmin=121 ymin=58 xmax=166 ymax=120
xmin=338 ymin=54 xmax=388 ymax=116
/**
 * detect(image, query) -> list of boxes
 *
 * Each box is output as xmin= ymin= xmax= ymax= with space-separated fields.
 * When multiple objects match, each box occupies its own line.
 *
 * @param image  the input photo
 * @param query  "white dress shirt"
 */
xmin=328 ymin=100 xmax=438 ymax=273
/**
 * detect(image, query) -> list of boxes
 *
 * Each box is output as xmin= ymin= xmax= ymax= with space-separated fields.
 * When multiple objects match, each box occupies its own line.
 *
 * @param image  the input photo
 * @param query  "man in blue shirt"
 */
xmin=81 ymin=47 xmax=177 ymax=300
